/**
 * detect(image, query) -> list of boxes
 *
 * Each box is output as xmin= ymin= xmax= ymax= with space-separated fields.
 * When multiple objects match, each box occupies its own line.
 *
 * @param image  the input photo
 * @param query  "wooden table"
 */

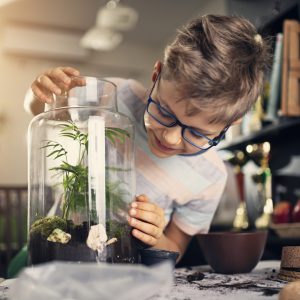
xmin=0 ymin=260 xmax=286 ymax=300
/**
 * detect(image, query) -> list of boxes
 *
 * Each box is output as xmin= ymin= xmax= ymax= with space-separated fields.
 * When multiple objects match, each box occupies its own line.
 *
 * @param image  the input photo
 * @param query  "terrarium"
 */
xmin=27 ymin=76 xmax=137 ymax=265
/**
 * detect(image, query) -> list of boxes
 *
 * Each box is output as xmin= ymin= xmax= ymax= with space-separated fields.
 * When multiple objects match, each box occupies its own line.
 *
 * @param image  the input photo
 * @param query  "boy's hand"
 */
xmin=128 ymin=194 xmax=166 ymax=247
xmin=31 ymin=66 xmax=85 ymax=104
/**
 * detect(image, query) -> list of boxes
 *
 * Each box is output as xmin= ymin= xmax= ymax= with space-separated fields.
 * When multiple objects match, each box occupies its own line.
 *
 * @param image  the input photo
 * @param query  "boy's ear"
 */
xmin=151 ymin=61 xmax=162 ymax=82
xmin=231 ymin=118 xmax=243 ymax=125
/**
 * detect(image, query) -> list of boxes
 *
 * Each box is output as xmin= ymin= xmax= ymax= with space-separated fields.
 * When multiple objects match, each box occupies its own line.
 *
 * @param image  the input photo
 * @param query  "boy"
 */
xmin=24 ymin=14 xmax=270 ymax=261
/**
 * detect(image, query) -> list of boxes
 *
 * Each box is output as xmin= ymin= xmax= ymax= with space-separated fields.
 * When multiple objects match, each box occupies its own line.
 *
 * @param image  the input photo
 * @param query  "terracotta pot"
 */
xmin=197 ymin=230 xmax=268 ymax=274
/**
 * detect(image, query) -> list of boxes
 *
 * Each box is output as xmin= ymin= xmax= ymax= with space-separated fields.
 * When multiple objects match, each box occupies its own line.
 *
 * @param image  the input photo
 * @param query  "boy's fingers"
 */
xmin=131 ymin=228 xmax=157 ymax=247
xmin=131 ymin=201 xmax=155 ymax=211
xmin=46 ymin=67 xmax=85 ymax=90
xmin=31 ymin=84 xmax=53 ymax=104
xmin=47 ymin=69 xmax=72 ymax=89
xmin=62 ymin=67 xmax=86 ymax=87
xmin=31 ymin=66 xmax=85 ymax=105
xmin=131 ymin=201 xmax=164 ymax=217
xmin=135 ymin=194 xmax=149 ymax=202
xmin=36 ymin=75 xmax=61 ymax=95
xmin=62 ymin=67 xmax=80 ymax=76
xmin=129 ymin=208 xmax=163 ymax=228
xmin=71 ymin=76 xmax=86 ymax=87
xmin=128 ymin=217 xmax=162 ymax=239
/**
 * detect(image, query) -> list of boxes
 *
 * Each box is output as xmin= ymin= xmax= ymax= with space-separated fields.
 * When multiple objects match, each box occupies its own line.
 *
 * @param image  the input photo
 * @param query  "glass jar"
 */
xmin=28 ymin=76 xmax=137 ymax=264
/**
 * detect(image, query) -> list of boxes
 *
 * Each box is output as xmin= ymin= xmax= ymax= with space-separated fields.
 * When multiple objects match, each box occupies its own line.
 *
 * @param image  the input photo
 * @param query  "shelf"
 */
xmin=258 ymin=3 xmax=300 ymax=37
xmin=219 ymin=117 xmax=300 ymax=151
xmin=267 ymin=233 xmax=300 ymax=246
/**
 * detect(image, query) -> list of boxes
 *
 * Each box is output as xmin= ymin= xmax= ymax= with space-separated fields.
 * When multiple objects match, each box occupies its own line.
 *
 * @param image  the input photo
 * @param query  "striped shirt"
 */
xmin=117 ymin=79 xmax=227 ymax=235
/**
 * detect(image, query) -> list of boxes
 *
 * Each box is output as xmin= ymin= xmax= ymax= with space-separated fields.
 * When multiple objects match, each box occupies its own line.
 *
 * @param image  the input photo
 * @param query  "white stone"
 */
xmin=47 ymin=228 xmax=71 ymax=244
xmin=86 ymin=224 xmax=108 ymax=252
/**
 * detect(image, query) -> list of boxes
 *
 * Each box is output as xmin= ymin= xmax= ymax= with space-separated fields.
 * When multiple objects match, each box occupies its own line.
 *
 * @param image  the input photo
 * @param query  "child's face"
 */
xmin=144 ymin=78 xmax=226 ymax=158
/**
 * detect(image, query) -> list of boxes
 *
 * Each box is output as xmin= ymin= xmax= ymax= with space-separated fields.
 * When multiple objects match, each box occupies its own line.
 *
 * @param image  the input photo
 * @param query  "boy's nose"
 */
xmin=162 ymin=126 xmax=182 ymax=145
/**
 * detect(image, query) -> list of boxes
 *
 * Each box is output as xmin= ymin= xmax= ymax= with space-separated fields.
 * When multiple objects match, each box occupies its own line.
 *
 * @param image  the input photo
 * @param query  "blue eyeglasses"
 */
xmin=146 ymin=77 xmax=229 ymax=156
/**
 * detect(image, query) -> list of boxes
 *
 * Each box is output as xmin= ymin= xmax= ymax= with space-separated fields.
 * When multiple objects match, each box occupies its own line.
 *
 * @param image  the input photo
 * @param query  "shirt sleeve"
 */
xmin=172 ymin=175 xmax=227 ymax=236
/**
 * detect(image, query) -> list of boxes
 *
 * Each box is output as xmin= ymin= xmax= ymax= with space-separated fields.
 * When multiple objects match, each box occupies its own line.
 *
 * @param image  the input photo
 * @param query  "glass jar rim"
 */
xmin=46 ymin=75 xmax=118 ymax=112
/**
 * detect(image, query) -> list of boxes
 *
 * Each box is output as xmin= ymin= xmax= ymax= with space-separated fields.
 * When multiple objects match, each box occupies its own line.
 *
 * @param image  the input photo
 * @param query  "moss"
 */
xmin=106 ymin=219 xmax=129 ymax=239
xmin=30 ymin=216 xmax=67 ymax=238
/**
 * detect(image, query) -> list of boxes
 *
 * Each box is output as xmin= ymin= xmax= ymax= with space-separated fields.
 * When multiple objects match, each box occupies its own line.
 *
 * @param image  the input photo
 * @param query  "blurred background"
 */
xmin=0 ymin=0 xmax=295 ymax=184
xmin=0 ymin=0 xmax=299 ymax=276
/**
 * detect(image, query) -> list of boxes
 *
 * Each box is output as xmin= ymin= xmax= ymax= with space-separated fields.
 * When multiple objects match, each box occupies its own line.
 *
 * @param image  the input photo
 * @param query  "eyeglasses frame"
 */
xmin=145 ymin=73 xmax=230 ymax=156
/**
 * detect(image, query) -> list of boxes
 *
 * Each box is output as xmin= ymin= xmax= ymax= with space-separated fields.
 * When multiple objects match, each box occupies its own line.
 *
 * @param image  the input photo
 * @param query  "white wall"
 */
xmin=0 ymin=50 xmax=60 ymax=184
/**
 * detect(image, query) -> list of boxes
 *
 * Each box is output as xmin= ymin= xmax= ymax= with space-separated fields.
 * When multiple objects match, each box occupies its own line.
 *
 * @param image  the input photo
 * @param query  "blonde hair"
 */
xmin=162 ymin=15 xmax=271 ymax=125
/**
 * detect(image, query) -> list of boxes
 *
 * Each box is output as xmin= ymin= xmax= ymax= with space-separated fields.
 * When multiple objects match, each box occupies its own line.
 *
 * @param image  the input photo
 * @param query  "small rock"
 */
xmin=86 ymin=224 xmax=107 ymax=252
xmin=106 ymin=237 xmax=118 ymax=246
xmin=47 ymin=228 xmax=71 ymax=244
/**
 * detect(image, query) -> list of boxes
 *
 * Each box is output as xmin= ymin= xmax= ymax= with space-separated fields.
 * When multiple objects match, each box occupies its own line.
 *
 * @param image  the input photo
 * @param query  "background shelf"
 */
xmin=219 ymin=117 xmax=300 ymax=151
xmin=258 ymin=3 xmax=300 ymax=38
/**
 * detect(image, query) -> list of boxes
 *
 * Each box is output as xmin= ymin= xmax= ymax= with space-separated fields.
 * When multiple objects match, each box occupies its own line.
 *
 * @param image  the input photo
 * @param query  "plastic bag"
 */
xmin=8 ymin=261 xmax=173 ymax=300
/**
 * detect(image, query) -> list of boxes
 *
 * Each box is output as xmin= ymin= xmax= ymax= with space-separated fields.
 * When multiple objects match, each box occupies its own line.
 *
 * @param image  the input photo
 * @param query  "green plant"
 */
xmin=42 ymin=120 xmax=130 ymax=221
xmin=30 ymin=216 xmax=67 ymax=238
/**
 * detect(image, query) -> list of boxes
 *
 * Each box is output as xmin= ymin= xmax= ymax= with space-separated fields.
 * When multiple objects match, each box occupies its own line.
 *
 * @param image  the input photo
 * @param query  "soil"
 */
xmin=29 ymin=220 xmax=139 ymax=265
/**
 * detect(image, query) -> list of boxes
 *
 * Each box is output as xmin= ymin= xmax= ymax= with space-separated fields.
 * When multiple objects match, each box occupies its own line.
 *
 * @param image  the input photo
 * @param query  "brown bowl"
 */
xmin=197 ymin=230 xmax=268 ymax=274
